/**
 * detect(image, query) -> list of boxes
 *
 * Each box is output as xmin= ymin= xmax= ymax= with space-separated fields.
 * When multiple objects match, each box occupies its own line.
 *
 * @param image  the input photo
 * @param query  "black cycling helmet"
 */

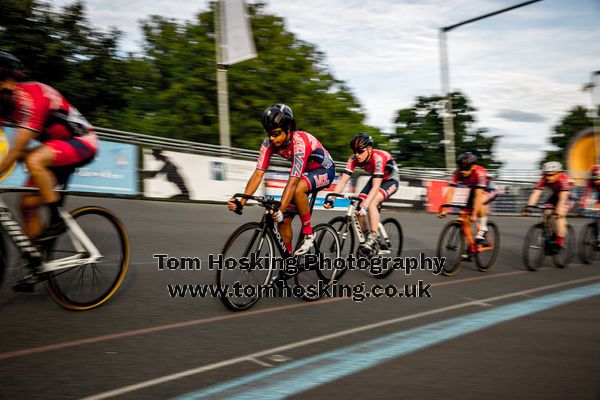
xmin=457 ymin=152 xmax=477 ymax=170
xmin=0 ymin=50 xmax=24 ymax=81
xmin=349 ymin=133 xmax=374 ymax=153
xmin=261 ymin=104 xmax=296 ymax=134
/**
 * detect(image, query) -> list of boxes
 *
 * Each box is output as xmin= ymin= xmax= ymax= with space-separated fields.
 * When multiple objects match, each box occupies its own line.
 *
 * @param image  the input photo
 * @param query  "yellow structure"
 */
xmin=568 ymin=127 xmax=599 ymax=185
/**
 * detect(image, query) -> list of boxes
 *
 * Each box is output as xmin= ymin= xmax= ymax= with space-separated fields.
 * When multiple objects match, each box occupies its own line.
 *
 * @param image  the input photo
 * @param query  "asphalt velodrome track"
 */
xmin=0 ymin=196 xmax=599 ymax=400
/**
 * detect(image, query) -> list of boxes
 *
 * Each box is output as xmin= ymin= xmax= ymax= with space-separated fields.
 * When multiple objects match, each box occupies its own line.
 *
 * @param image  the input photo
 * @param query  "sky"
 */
xmin=47 ymin=0 xmax=600 ymax=170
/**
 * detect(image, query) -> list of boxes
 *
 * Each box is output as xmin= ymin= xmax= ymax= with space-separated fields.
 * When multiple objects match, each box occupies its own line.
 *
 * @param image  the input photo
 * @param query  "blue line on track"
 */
xmin=173 ymin=282 xmax=600 ymax=400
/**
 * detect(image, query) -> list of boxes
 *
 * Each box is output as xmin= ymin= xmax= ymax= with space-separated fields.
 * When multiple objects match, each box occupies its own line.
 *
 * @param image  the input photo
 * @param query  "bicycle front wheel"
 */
xmin=437 ymin=221 xmax=465 ymax=276
xmin=578 ymin=223 xmax=598 ymax=264
xmin=328 ymin=216 xmax=354 ymax=280
xmin=553 ymin=225 xmax=576 ymax=268
xmin=295 ymin=223 xmax=340 ymax=301
xmin=475 ymin=221 xmax=500 ymax=272
xmin=217 ymin=222 xmax=275 ymax=311
xmin=522 ymin=223 xmax=545 ymax=271
xmin=367 ymin=217 xmax=403 ymax=279
xmin=45 ymin=206 xmax=129 ymax=311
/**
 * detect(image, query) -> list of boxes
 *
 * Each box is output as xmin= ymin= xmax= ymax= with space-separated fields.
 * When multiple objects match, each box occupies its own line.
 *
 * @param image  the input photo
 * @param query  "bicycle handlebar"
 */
xmin=232 ymin=193 xmax=281 ymax=213
xmin=324 ymin=192 xmax=363 ymax=206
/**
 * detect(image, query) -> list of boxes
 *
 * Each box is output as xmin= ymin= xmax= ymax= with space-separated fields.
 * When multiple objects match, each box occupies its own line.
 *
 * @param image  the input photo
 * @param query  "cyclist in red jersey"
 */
xmin=324 ymin=133 xmax=399 ymax=251
xmin=227 ymin=104 xmax=335 ymax=256
xmin=522 ymin=161 xmax=573 ymax=251
xmin=0 ymin=51 xmax=98 ymax=247
xmin=579 ymin=164 xmax=600 ymax=210
xmin=439 ymin=152 xmax=496 ymax=246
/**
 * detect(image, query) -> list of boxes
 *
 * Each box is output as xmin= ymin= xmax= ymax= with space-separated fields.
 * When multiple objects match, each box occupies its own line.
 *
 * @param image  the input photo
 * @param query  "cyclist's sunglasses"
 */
xmin=267 ymin=128 xmax=286 ymax=138
xmin=543 ymin=172 xmax=558 ymax=177
xmin=354 ymin=147 xmax=368 ymax=155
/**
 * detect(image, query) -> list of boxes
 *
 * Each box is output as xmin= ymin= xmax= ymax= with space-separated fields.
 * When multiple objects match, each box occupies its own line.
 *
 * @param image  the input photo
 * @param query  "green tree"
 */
xmin=126 ymin=2 xmax=384 ymax=160
xmin=0 ymin=1 xmax=132 ymax=124
xmin=389 ymin=91 xmax=502 ymax=169
xmin=539 ymin=105 xmax=598 ymax=166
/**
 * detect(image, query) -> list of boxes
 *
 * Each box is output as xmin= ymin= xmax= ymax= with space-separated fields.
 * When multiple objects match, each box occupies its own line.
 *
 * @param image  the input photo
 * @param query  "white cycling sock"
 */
xmin=479 ymin=216 xmax=488 ymax=232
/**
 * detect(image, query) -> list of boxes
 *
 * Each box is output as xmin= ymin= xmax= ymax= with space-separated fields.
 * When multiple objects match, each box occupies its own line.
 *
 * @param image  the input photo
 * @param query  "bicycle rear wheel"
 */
xmin=45 ymin=206 xmax=129 ymax=311
xmin=328 ymin=216 xmax=354 ymax=280
xmin=522 ymin=223 xmax=545 ymax=271
xmin=437 ymin=221 xmax=465 ymax=276
xmin=578 ymin=222 xmax=598 ymax=264
xmin=475 ymin=221 xmax=500 ymax=272
xmin=368 ymin=218 xmax=403 ymax=279
xmin=295 ymin=223 xmax=340 ymax=301
xmin=217 ymin=222 xmax=275 ymax=311
xmin=553 ymin=225 xmax=576 ymax=268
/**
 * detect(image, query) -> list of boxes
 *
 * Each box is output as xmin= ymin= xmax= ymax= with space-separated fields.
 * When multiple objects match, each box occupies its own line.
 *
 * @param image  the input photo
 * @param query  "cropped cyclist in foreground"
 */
xmin=578 ymin=164 xmax=600 ymax=211
xmin=0 ymin=50 xmax=98 ymax=249
xmin=522 ymin=161 xmax=573 ymax=252
xmin=438 ymin=152 xmax=496 ymax=247
xmin=324 ymin=133 xmax=399 ymax=251
xmin=227 ymin=104 xmax=335 ymax=256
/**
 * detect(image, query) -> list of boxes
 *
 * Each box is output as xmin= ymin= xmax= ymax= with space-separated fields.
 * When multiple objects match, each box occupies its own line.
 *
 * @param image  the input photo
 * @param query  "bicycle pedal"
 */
xmin=461 ymin=254 xmax=472 ymax=262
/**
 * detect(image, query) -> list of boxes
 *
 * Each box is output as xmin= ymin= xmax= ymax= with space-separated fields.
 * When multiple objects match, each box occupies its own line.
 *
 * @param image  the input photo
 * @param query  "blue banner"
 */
xmin=1 ymin=127 xmax=138 ymax=195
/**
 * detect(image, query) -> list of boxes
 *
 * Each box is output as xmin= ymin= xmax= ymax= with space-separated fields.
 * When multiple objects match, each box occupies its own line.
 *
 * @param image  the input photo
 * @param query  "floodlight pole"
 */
xmin=438 ymin=0 xmax=543 ymax=170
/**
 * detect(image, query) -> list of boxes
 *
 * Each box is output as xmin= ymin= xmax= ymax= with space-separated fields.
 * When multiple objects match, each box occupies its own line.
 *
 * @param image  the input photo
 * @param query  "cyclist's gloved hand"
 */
xmin=271 ymin=209 xmax=284 ymax=223
xmin=323 ymin=199 xmax=334 ymax=209
xmin=357 ymin=206 xmax=368 ymax=217
xmin=227 ymin=198 xmax=243 ymax=215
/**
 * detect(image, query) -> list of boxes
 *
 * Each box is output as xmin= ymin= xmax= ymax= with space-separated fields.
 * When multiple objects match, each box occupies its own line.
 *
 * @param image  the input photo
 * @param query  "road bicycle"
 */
xmin=0 ymin=186 xmax=129 ymax=310
xmin=436 ymin=203 xmax=500 ymax=276
xmin=578 ymin=207 xmax=600 ymax=264
xmin=325 ymin=192 xmax=402 ymax=279
xmin=216 ymin=192 xmax=340 ymax=311
xmin=522 ymin=205 xmax=575 ymax=270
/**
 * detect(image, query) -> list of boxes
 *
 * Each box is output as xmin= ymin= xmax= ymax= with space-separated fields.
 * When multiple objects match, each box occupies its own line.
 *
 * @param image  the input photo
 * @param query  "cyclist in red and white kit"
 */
xmin=324 ymin=133 xmax=399 ymax=251
xmin=0 ymin=51 xmax=98 ymax=246
xmin=579 ymin=164 xmax=600 ymax=210
xmin=227 ymin=104 xmax=335 ymax=256
xmin=439 ymin=152 xmax=496 ymax=246
xmin=522 ymin=161 xmax=573 ymax=251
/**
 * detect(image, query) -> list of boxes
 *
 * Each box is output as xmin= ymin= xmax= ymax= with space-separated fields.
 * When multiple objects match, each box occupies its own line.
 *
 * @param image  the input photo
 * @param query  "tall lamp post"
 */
xmin=439 ymin=0 xmax=543 ymax=170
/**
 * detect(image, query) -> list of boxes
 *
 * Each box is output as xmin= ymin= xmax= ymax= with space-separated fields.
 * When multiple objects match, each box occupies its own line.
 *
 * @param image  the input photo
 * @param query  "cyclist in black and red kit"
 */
xmin=0 ymin=50 xmax=98 ymax=243
xmin=439 ymin=152 xmax=496 ymax=246
xmin=324 ymin=133 xmax=399 ymax=251
xmin=227 ymin=104 xmax=335 ymax=256
xmin=579 ymin=164 xmax=600 ymax=210
xmin=522 ymin=161 xmax=573 ymax=251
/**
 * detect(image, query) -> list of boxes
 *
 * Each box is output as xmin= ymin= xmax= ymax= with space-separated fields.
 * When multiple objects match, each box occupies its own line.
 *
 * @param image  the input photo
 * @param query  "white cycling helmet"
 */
xmin=542 ymin=161 xmax=562 ymax=173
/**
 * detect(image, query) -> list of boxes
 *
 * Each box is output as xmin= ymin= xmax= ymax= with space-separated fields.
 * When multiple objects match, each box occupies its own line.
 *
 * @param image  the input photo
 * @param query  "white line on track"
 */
xmin=81 ymin=275 xmax=600 ymax=400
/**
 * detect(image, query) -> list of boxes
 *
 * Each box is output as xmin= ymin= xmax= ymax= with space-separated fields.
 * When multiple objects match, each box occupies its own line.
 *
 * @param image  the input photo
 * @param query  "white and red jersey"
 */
xmin=0 ymin=82 xmax=93 ymax=141
xmin=256 ymin=131 xmax=333 ymax=178
xmin=451 ymin=165 xmax=491 ymax=189
xmin=535 ymin=173 xmax=573 ymax=194
xmin=343 ymin=149 xmax=399 ymax=180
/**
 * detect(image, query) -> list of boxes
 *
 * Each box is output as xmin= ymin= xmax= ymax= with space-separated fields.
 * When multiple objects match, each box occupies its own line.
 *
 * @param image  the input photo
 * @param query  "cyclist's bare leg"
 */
xmin=293 ymin=179 xmax=312 ymax=235
xmin=367 ymin=193 xmax=385 ymax=235
xmin=277 ymin=215 xmax=294 ymax=253
xmin=22 ymin=146 xmax=58 ymax=238
xmin=24 ymin=146 xmax=58 ymax=203
xmin=20 ymin=193 xmax=44 ymax=238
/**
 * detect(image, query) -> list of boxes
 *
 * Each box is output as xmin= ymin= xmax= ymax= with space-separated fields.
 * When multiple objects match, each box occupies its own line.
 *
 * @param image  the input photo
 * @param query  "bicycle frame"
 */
xmin=0 ymin=188 xmax=103 ymax=275
xmin=237 ymin=191 xmax=318 ymax=261
xmin=327 ymin=193 xmax=392 ymax=249
xmin=443 ymin=204 xmax=493 ymax=255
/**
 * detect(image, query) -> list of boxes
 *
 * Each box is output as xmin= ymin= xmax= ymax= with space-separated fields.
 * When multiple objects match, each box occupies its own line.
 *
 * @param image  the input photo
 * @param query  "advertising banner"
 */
xmin=0 ymin=127 xmax=138 ymax=195
xmin=142 ymin=149 xmax=259 ymax=201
